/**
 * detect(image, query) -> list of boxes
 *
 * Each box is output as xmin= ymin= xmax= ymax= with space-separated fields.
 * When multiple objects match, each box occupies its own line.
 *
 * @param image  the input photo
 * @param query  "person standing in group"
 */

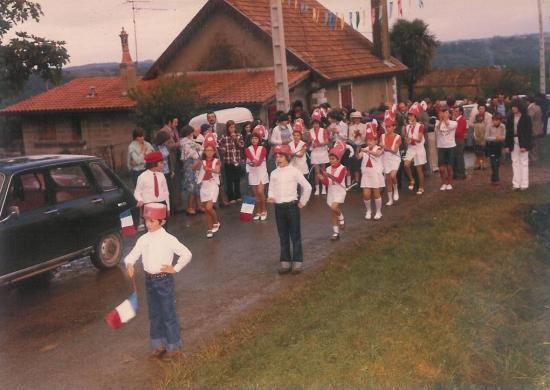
xmin=267 ymin=144 xmax=312 ymax=275
xmin=505 ymin=100 xmax=533 ymax=191
xmin=194 ymin=132 xmax=221 ymax=238
xmin=485 ymin=113 xmax=506 ymax=185
xmin=127 ymin=128 xmax=154 ymax=187
xmin=318 ymin=142 xmax=347 ymax=241
xmin=359 ymin=133 xmax=385 ymax=220
xmin=347 ymin=110 xmax=366 ymax=187
xmin=380 ymin=110 xmax=402 ymax=206
xmin=308 ymin=112 xmax=330 ymax=196
xmin=453 ymin=105 xmax=467 ymax=180
xmin=205 ymin=111 xmax=229 ymax=207
xmin=424 ymin=99 xmax=439 ymax=174
xmin=134 ymin=151 xmax=170 ymax=219
xmin=245 ymin=127 xmax=269 ymax=221
xmin=435 ymin=108 xmax=458 ymax=191
xmin=180 ymin=125 xmax=203 ymax=216
xmin=327 ymin=110 xmax=348 ymax=144
xmin=527 ymin=96 xmax=543 ymax=161
xmin=155 ymin=131 xmax=175 ymax=208
xmin=157 ymin=116 xmax=182 ymax=215
xmin=289 ymin=121 xmax=309 ymax=178
xmin=218 ymin=120 xmax=245 ymax=204
xmin=472 ymin=103 xmax=492 ymax=170
xmin=270 ymin=112 xmax=293 ymax=173
xmin=403 ymin=103 xmax=426 ymax=195
xmin=124 ymin=202 xmax=191 ymax=362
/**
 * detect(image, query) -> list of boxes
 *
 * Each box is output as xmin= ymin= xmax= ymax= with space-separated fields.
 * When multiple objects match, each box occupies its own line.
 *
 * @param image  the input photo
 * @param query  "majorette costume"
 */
xmin=134 ymin=151 xmax=170 ymax=211
xmin=245 ymin=128 xmax=269 ymax=186
xmin=381 ymin=109 xmax=402 ymax=175
xmin=323 ymin=141 xmax=348 ymax=207
xmin=360 ymin=135 xmax=385 ymax=189
xmin=197 ymin=132 xmax=221 ymax=204
xmin=308 ymin=111 xmax=330 ymax=165
xmin=404 ymin=103 xmax=427 ymax=166
xmin=290 ymin=123 xmax=309 ymax=175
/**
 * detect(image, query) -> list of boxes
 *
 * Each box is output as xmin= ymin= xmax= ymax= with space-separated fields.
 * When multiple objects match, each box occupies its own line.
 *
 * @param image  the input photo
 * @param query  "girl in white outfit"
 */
xmin=245 ymin=128 xmax=269 ymax=221
xmin=308 ymin=113 xmax=330 ymax=195
xmin=380 ymin=112 xmax=402 ymax=206
xmin=290 ymin=125 xmax=309 ymax=177
xmin=403 ymin=103 xmax=427 ymax=195
xmin=359 ymin=134 xmax=385 ymax=220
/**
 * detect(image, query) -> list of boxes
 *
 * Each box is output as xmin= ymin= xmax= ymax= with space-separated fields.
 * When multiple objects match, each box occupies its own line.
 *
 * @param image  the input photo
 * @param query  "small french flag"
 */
xmin=120 ymin=209 xmax=136 ymax=236
xmin=239 ymin=195 xmax=256 ymax=222
xmin=105 ymin=292 xmax=138 ymax=329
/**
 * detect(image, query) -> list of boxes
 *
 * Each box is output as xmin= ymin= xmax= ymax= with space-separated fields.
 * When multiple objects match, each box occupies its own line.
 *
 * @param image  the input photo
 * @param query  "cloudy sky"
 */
xmin=5 ymin=0 xmax=548 ymax=66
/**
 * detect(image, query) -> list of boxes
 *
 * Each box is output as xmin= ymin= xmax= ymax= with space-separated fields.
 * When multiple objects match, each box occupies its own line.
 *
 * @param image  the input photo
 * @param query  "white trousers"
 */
xmin=511 ymin=138 xmax=529 ymax=189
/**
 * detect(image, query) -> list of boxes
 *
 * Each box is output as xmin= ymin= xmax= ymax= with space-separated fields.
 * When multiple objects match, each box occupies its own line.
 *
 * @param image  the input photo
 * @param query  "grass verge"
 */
xmin=162 ymin=184 xmax=550 ymax=389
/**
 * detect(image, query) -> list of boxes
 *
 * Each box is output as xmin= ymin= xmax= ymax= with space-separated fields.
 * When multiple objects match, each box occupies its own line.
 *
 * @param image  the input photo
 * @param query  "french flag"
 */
xmin=239 ymin=195 xmax=255 ymax=222
xmin=120 ymin=209 xmax=136 ymax=236
xmin=105 ymin=292 xmax=138 ymax=329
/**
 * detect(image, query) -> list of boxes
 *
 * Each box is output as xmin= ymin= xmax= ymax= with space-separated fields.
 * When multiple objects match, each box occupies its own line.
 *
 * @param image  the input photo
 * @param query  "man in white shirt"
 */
xmin=268 ymin=144 xmax=312 ymax=275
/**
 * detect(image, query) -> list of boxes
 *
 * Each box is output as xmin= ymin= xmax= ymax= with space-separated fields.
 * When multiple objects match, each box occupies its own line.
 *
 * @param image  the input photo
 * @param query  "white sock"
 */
xmin=364 ymin=200 xmax=371 ymax=213
xmin=333 ymin=225 xmax=339 ymax=234
xmin=375 ymin=198 xmax=382 ymax=213
xmin=393 ymin=185 xmax=399 ymax=196
xmin=387 ymin=192 xmax=393 ymax=202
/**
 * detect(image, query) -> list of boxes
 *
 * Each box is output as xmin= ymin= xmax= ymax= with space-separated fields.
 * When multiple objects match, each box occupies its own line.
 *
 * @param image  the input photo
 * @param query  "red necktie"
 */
xmin=153 ymin=173 xmax=159 ymax=197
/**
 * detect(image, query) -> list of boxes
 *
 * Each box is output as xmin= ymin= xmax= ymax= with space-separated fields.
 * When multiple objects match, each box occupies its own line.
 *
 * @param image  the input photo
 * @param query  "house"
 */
xmin=1 ymin=0 xmax=406 ymax=171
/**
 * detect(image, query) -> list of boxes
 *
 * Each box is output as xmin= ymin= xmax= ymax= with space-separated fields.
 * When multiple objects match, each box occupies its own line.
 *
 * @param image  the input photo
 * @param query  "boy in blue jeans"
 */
xmin=124 ymin=202 xmax=192 ymax=361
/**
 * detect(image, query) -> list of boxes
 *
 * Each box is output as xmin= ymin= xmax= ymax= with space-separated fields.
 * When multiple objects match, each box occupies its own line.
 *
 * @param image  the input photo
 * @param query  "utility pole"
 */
xmin=269 ymin=0 xmax=290 ymax=112
xmin=538 ymin=0 xmax=546 ymax=93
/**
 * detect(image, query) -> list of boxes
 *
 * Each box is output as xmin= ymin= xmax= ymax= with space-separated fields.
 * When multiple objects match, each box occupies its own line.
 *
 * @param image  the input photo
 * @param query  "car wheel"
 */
xmin=91 ymin=232 xmax=122 ymax=269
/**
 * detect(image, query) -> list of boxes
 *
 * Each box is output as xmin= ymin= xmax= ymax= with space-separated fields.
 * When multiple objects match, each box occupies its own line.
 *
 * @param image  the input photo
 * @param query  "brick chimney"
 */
xmin=119 ymin=27 xmax=137 ymax=95
xmin=372 ymin=0 xmax=391 ymax=63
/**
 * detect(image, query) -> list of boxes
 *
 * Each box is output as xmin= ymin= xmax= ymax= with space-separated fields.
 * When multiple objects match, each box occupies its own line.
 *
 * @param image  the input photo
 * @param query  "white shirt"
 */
xmin=328 ymin=121 xmax=348 ymax=142
xmin=435 ymin=120 xmax=457 ymax=148
xmin=134 ymin=169 xmax=170 ymax=210
xmin=348 ymin=123 xmax=367 ymax=145
xmin=268 ymin=164 xmax=312 ymax=205
xmin=124 ymin=228 xmax=191 ymax=274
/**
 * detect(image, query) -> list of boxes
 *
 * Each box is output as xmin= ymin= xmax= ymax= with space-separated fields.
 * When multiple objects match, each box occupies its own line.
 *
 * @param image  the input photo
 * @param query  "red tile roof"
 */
xmin=146 ymin=0 xmax=406 ymax=81
xmin=0 ymin=69 xmax=310 ymax=113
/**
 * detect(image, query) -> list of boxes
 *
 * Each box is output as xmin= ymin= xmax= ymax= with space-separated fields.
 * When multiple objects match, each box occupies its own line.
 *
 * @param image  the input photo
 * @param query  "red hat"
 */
xmin=408 ymin=102 xmax=421 ymax=117
xmin=293 ymin=118 xmax=304 ymax=133
xmin=420 ymin=100 xmax=428 ymax=112
xmin=145 ymin=151 xmax=163 ymax=164
xmin=329 ymin=140 xmax=346 ymax=160
xmin=272 ymin=144 xmax=292 ymax=157
xmin=203 ymin=131 xmax=217 ymax=150
xmin=311 ymin=109 xmax=322 ymax=123
xmin=366 ymin=119 xmax=378 ymax=134
xmin=252 ymin=125 xmax=266 ymax=139
xmin=384 ymin=108 xmax=396 ymax=127
xmin=143 ymin=202 xmax=167 ymax=220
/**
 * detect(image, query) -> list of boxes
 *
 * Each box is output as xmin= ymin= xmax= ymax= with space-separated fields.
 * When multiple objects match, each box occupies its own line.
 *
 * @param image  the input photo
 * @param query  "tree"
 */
xmin=0 ymin=1 xmax=69 ymax=101
xmin=481 ymin=68 xmax=531 ymax=97
xmin=390 ymin=19 xmax=439 ymax=99
xmin=129 ymin=75 xmax=207 ymax=137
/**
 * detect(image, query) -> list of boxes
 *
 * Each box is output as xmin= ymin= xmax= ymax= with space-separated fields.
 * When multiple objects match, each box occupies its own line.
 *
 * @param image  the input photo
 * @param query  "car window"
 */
xmin=6 ymin=171 xmax=49 ymax=214
xmin=0 ymin=173 xmax=4 ymax=189
xmin=48 ymin=165 xmax=95 ymax=203
xmin=89 ymin=163 xmax=117 ymax=191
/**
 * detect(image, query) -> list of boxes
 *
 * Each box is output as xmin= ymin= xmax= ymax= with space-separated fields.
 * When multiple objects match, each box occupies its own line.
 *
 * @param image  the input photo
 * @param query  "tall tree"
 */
xmin=0 ymin=1 xmax=69 ymax=100
xmin=390 ymin=19 xmax=439 ymax=99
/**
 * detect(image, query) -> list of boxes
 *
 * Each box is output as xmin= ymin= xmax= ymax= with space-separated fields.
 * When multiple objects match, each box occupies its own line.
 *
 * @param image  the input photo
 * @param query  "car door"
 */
xmin=0 ymin=170 xmax=59 ymax=277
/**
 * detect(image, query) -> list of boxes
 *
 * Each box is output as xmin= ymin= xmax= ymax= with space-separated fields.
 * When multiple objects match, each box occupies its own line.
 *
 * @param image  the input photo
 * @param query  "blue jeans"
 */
xmin=274 ymin=202 xmax=303 ymax=262
xmin=145 ymin=275 xmax=181 ymax=352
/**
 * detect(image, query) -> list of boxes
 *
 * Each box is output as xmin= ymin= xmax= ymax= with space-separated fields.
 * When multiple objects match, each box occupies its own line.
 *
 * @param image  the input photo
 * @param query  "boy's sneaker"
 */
xmin=278 ymin=261 xmax=291 ymax=275
xmin=440 ymin=184 xmax=447 ymax=191
xmin=445 ymin=184 xmax=453 ymax=190
xmin=212 ymin=222 xmax=221 ymax=233
xmin=374 ymin=212 xmax=382 ymax=220
xmin=291 ymin=262 xmax=303 ymax=275
xmin=365 ymin=211 xmax=372 ymax=220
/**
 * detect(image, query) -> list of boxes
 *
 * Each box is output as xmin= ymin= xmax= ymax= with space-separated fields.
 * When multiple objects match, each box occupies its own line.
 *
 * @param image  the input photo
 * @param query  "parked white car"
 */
xmin=189 ymin=107 xmax=254 ymax=134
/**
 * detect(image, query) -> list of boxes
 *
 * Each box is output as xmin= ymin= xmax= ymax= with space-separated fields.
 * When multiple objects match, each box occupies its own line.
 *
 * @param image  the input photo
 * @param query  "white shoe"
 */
xmin=212 ymin=222 xmax=221 ymax=233
xmin=206 ymin=230 xmax=213 ymax=238
xmin=393 ymin=192 xmax=399 ymax=201
xmin=440 ymin=184 xmax=447 ymax=191
xmin=260 ymin=212 xmax=267 ymax=221
xmin=331 ymin=232 xmax=340 ymax=241
xmin=137 ymin=223 xmax=145 ymax=231
xmin=445 ymin=184 xmax=453 ymax=190
xmin=365 ymin=211 xmax=372 ymax=220
xmin=253 ymin=214 xmax=261 ymax=221
xmin=314 ymin=188 xmax=320 ymax=196
xmin=321 ymin=187 xmax=327 ymax=195
xmin=385 ymin=200 xmax=393 ymax=206
xmin=374 ymin=212 xmax=382 ymax=220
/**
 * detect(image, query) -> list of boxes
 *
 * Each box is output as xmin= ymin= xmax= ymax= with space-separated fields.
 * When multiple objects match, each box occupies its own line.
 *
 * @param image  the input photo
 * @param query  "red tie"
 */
xmin=153 ymin=173 xmax=159 ymax=197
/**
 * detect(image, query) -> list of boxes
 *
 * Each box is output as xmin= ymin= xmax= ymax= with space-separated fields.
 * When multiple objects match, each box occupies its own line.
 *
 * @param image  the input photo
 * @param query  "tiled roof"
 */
xmin=0 ymin=69 xmax=310 ymax=113
xmin=146 ymin=0 xmax=406 ymax=81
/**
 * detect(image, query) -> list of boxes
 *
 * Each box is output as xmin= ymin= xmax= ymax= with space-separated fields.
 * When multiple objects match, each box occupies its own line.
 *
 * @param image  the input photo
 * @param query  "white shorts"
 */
xmin=382 ymin=153 xmax=401 ymax=174
xmin=326 ymin=184 xmax=346 ymax=206
xmin=310 ymin=147 xmax=329 ymax=165
xmin=200 ymin=180 xmax=219 ymax=203
xmin=248 ymin=166 xmax=269 ymax=186
xmin=361 ymin=170 xmax=385 ymax=188
xmin=404 ymin=145 xmax=427 ymax=166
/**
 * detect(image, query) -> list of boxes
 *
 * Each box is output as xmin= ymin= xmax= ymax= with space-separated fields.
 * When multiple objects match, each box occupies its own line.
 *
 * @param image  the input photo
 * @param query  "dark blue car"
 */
xmin=0 ymin=155 xmax=136 ymax=285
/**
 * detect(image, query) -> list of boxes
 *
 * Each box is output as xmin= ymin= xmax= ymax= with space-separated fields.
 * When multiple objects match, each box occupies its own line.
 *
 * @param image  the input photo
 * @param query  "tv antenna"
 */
xmin=122 ymin=0 xmax=175 ymax=66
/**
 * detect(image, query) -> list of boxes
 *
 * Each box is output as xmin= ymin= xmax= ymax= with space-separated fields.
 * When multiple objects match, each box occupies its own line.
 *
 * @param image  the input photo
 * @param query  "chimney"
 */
xmin=372 ymin=0 xmax=391 ymax=63
xmin=119 ymin=27 xmax=137 ymax=95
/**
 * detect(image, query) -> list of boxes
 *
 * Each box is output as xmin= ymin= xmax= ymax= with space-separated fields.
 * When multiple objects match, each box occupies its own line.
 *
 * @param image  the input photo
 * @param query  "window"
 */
xmin=48 ymin=165 xmax=94 ymax=203
xmin=6 ymin=171 xmax=49 ymax=213
xmin=339 ymin=83 xmax=353 ymax=109
xmin=38 ymin=117 xmax=57 ymax=141
xmin=89 ymin=163 xmax=117 ymax=191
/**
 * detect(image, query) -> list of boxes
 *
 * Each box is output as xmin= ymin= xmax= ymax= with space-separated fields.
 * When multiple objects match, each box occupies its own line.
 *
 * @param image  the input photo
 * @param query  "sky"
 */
xmin=5 ymin=0 xmax=549 ymax=67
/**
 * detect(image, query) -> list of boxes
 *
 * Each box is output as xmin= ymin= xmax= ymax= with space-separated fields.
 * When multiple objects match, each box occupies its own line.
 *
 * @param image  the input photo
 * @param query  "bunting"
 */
xmin=340 ymin=13 xmax=345 ymax=29
xmin=389 ymin=0 xmax=393 ymax=18
xmin=355 ymin=11 xmax=360 ymax=29
xmin=349 ymin=11 xmax=353 ymax=27
xmin=419 ymin=0 xmax=424 ymax=7
xmin=398 ymin=0 xmax=403 ymax=16
xmin=371 ymin=7 xmax=375 ymax=25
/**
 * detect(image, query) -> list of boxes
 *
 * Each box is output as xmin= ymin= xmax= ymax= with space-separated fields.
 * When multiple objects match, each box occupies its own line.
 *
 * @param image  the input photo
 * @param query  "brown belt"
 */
xmin=145 ymin=272 xmax=170 ymax=280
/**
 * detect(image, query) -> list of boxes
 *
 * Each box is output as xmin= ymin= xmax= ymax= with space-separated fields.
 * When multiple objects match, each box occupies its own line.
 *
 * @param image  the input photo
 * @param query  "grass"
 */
xmin=161 ymin=158 xmax=550 ymax=388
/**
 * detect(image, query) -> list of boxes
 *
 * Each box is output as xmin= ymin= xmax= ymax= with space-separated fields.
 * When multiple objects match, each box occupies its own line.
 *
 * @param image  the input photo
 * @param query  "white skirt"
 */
xmin=361 ymin=169 xmax=385 ymax=188
xmin=383 ymin=152 xmax=401 ymax=174
xmin=310 ymin=146 xmax=329 ymax=165
xmin=292 ymin=156 xmax=309 ymax=174
xmin=404 ymin=144 xmax=427 ymax=166
xmin=200 ymin=180 xmax=219 ymax=203
xmin=326 ymin=184 xmax=346 ymax=205
xmin=248 ymin=166 xmax=269 ymax=186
